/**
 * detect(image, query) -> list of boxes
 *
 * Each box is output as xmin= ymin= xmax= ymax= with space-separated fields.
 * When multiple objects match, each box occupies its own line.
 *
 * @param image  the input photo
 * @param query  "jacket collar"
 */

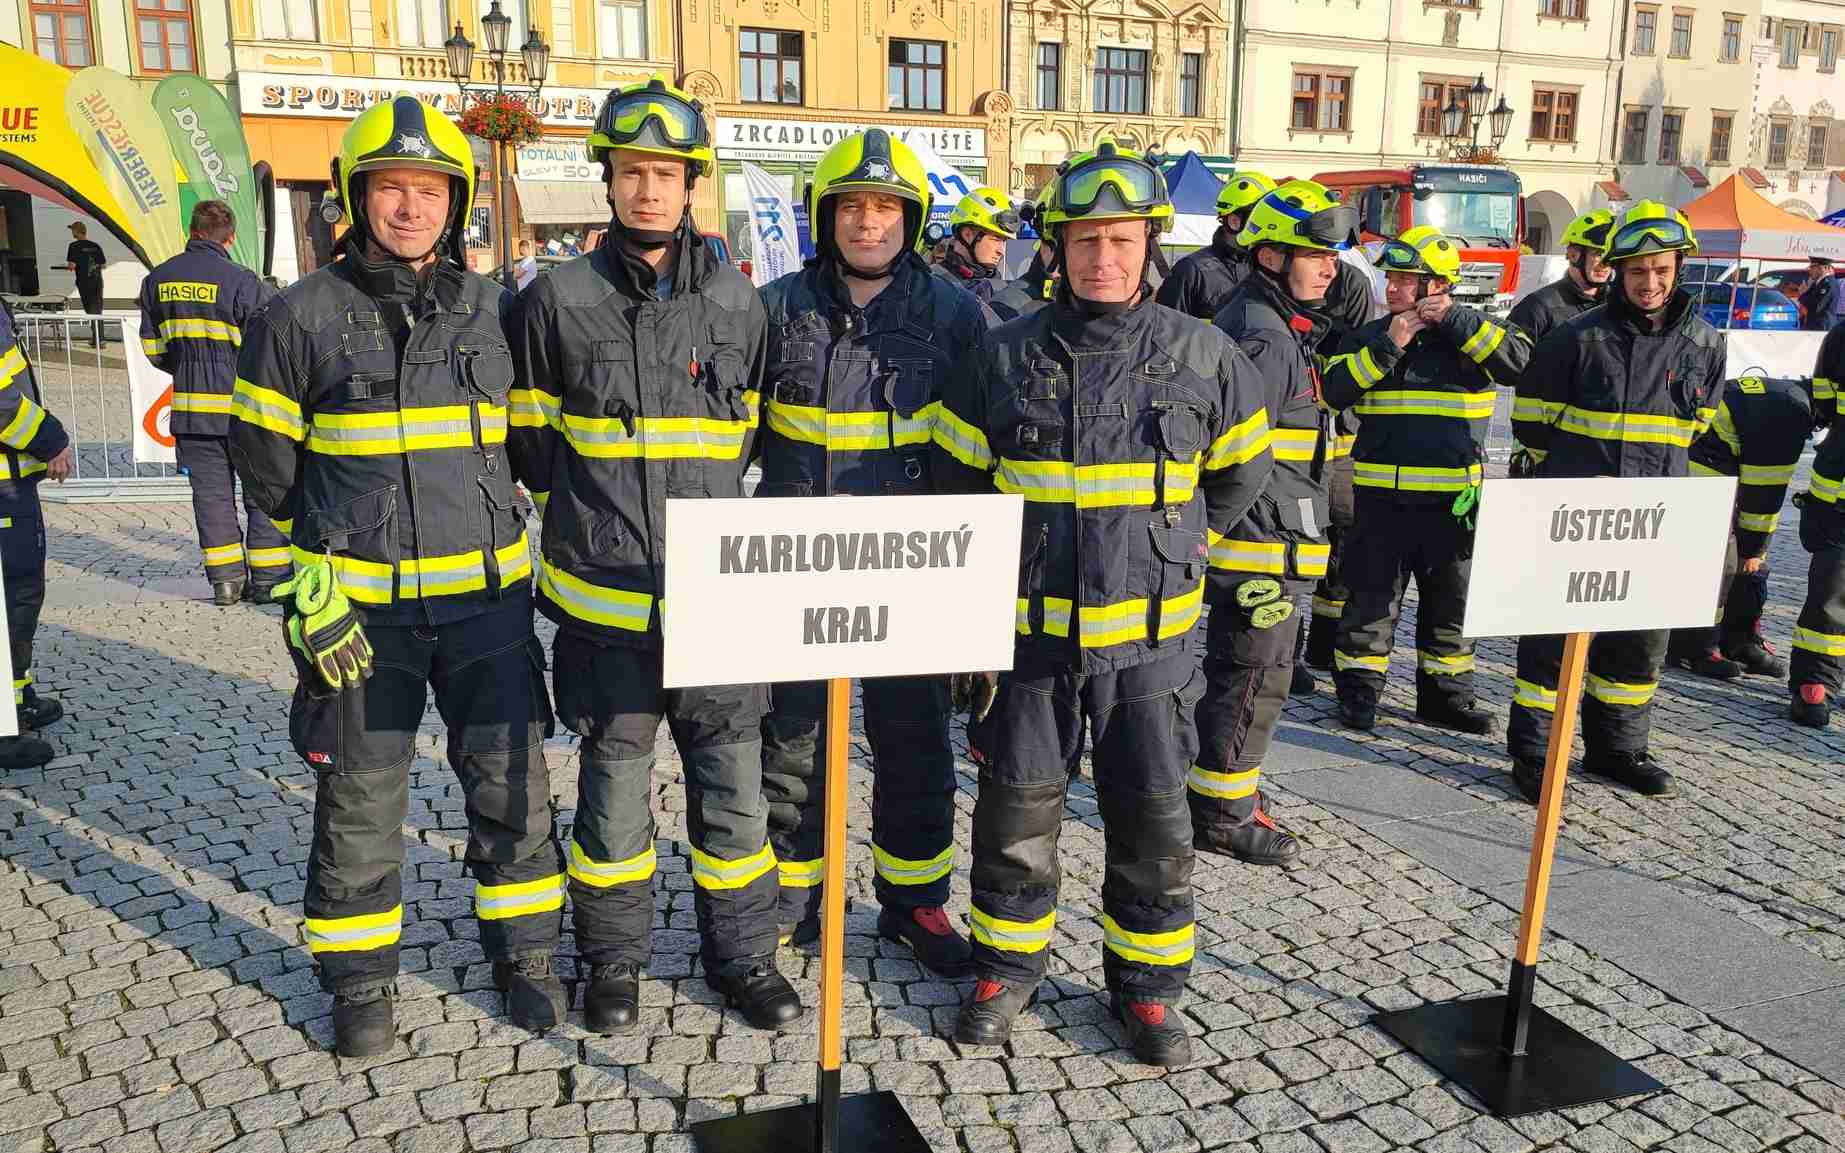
xmin=186 ymin=238 xmax=231 ymax=261
xmin=336 ymin=231 xmax=463 ymax=311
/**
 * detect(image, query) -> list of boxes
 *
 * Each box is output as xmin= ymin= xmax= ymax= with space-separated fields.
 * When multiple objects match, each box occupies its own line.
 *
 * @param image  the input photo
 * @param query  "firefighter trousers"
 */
xmin=969 ymin=655 xmax=1202 ymax=1003
xmin=1670 ymin=533 xmax=1772 ymax=658
xmin=762 ymin=676 xmax=956 ymax=925
xmin=0 ymin=502 xmax=46 ymax=710
xmin=1302 ymin=457 xmax=1355 ymax=668
xmin=1190 ymin=584 xmax=1301 ymax=837
xmin=1507 ymin=628 xmax=1668 ymax=765
xmin=552 ymin=631 xmax=777 ymax=977
xmin=1790 ymin=546 xmax=1845 ymax=696
xmin=176 ymin=435 xmax=290 ymax=588
xmin=1333 ymin=494 xmax=1476 ymax=710
xmin=293 ymin=597 xmax=562 ymax=995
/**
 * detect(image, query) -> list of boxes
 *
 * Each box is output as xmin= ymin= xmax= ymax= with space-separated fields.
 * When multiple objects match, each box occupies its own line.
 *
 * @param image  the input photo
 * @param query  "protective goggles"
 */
xmin=1609 ymin=216 xmax=1693 ymax=257
xmin=1293 ymin=203 xmax=1362 ymax=250
xmin=1059 ymin=156 xmax=1167 ymax=216
xmin=989 ymin=208 xmax=1023 ymax=235
xmin=1575 ymin=221 xmax=1612 ymax=249
xmin=596 ymin=90 xmax=706 ymax=150
xmin=1377 ymin=239 xmax=1433 ymax=272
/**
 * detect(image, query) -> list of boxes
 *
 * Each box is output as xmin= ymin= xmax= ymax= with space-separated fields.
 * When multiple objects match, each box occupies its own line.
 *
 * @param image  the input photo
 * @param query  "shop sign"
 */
xmin=516 ymin=137 xmax=600 ymax=182
xmin=238 ymin=71 xmax=607 ymax=128
xmin=715 ymin=115 xmax=985 ymax=162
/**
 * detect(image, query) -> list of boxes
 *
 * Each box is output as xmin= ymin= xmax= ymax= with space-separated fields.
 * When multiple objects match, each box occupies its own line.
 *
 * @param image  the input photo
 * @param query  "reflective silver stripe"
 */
xmin=312 ymin=417 xmax=471 ymax=444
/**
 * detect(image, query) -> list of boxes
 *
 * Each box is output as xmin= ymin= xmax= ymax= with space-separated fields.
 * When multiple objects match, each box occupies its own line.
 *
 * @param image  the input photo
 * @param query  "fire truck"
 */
xmin=1314 ymin=164 xmax=1525 ymax=316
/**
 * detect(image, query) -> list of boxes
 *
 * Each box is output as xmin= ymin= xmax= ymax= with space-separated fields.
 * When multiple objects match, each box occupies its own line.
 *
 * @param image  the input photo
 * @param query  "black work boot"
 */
xmin=1289 ymin=663 xmax=1318 ymax=697
xmin=583 ymin=963 xmax=641 ymax=1034
xmin=0 ymin=735 xmax=54 ymax=771
xmin=954 ymin=979 xmax=1036 ymax=1047
xmin=247 ymin=581 xmax=285 ymax=606
xmin=878 ymin=905 xmax=972 ymax=977
xmin=1416 ymin=696 xmax=1496 ymax=735
xmin=1338 ymin=696 xmax=1376 ymax=731
xmin=707 ymin=961 xmax=804 ymax=1029
xmin=1669 ymin=646 xmax=1741 ymax=680
xmin=495 ymin=955 xmax=567 ymax=1032
xmin=332 ymin=987 xmax=394 ymax=1058
xmin=1510 ymin=757 xmax=1544 ymax=803
xmin=1114 ymin=996 xmax=1192 ymax=1067
xmin=1581 ymin=750 xmax=1677 ymax=797
xmin=211 ymin=578 xmax=246 ymax=607
xmin=16 ymin=692 xmax=62 ymax=731
xmin=1725 ymin=639 xmax=1786 ymax=678
xmin=1223 ymin=794 xmax=1301 ymax=868
xmin=1791 ymin=684 xmax=1831 ymax=728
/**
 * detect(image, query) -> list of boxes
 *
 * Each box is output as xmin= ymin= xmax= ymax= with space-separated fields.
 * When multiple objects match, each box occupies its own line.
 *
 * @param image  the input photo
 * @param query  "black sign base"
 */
xmin=1374 ymin=996 xmax=1664 ymax=1117
xmin=691 ymin=1090 xmax=931 ymax=1153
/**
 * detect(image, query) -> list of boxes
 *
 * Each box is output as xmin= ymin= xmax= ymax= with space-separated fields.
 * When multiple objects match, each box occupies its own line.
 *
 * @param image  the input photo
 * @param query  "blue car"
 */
xmin=1693 ymin=284 xmax=1800 ymax=331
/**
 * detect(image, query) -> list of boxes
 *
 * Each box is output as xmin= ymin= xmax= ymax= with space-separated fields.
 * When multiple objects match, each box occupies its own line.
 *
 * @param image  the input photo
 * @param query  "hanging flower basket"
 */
xmin=458 ymin=96 xmax=545 ymax=145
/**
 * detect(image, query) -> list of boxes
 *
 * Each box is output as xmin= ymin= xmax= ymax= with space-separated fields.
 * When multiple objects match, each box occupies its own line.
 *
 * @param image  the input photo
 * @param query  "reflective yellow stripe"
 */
xmin=969 ymin=907 xmax=1054 ymax=954
xmin=1710 ymin=401 xmax=1741 ymax=455
xmin=287 ymin=536 xmax=530 ymax=605
xmin=0 ymin=457 xmax=47 ymax=480
xmin=1328 ymin=346 xmax=1386 ymax=389
xmin=231 ymin=378 xmax=306 ymax=441
xmin=1739 ymin=462 xmax=1796 ymax=486
xmin=1187 ymin=764 xmax=1258 ymax=800
xmin=141 ymin=336 xmax=164 ymax=357
xmin=509 ymin=386 xmax=560 ymax=430
xmin=1335 ymin=650 xmax=1389 ymax=673
xmin=1311 ymin=595 xmax=1344 ymax=618
xmin=1815 ymin=376 xmax=1836 ymax=402
xmin=995 ymin=458 xmax=1199 ymax=508
xmin=1792 ymin=626 xmax=1845 ymax=656
xmin=1737 ymin=511 xmax=1780 ymax=533
xmin=496 ymin=538 xmax=533 ymax=586
xmin=539 ymin=557 xmax=653 ymax=630
xmin=690 ymin=843 xmax=776 ymax=891
xmin=1101 ymin=915 xmax=1194 ymax=966
xmin=1689 ymin=461 xmax=1724 ymax=478
xmin=872 ymin=843 xmax=954 ymax=886
xmin=1352 ymin=461 xmax=1484 ymax=493
xmin=1513 ymin=678 xmax=1557 ymax=712
xmin=934 ymin=404 xmax=995 ymax=470
xmin=157 ymin=317 xmax=241 ymax=346
xmin=247 ymin=546 xmax=291 ymax=570
xmin=1204 ymin=410 xmax=1270 ymax=470
xmin=1584 ymin=673 xmax=1656 ymax=707
xmin=1418 ymin=650 xmax=1475 ymax=676
xmin=0 ymin=396 xmax=46 ymax=449
xmin=1329 ymin=433 xmax=1356 ymax=460
xmin=1511 ymin=396 xmax=1561 ymax=423
xmin=1208 ymin=533 xmax=1285 ymax=574
xmin=767 ymin=400 xmax=935 ymax=451
xmin=272 ymin=517 xmax=294 ymax=536
xmin=1556 ymin=405 xmax=1701 ymax=447
xmin=0 ymin=346 xmax=25 ymax=392
xmin=566 ymin=840 xmax=656 ymax=888
xmin=1295 ymin=541 xmax=1329 ymax=578
xmin=778 ymin=858 xmax=824 ymax=888
xmin=307 ymin=404 xmax=508 ymax=456
xmin=304 ymin=905 xmax=402 ymax=954
xmin=559 ymin=394 xmax=758 ymax=460
xmin=476 ymin=874 xmax=565 ymax=920
xmin=1460 ymin=319 xmax=1507 ymax=363
xmin=172 ymin=391 xmax=236 ymax=415
xmin=1352 ymin=389 xmax=1496 ymax=420
xmin=1810 ymin=473 xmax=1841 ymax=504
xmin=1270 ymin=426 xmax=1320 ymax=462
xmin=202 ymin=542 xmax=244 ymax=566
xmin=528 ymin=490 xmax=549 ymax=515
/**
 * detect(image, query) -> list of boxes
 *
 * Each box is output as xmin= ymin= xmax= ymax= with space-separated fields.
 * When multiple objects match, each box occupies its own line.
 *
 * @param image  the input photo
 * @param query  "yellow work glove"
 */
xmin=272 ymin=555 xmax=374 ymax=692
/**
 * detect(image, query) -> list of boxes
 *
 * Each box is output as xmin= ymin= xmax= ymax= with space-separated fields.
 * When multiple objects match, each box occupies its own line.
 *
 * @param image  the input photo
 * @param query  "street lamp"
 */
xmin=1442 ymin=74 xmax=1512 ymax=162
xmin=447 ymin=0 xmax=550 ymax=290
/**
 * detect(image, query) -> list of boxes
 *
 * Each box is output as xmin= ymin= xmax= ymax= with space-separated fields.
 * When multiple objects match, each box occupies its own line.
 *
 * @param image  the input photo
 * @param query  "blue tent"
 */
xmin=1161 ymin=151 xmax=1227 ymax=216
xmin=1824 ymin=207 xmax=1845 ymax=228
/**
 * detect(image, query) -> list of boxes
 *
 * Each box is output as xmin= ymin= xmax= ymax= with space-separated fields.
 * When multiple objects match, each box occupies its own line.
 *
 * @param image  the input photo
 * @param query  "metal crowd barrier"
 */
xmin=11 ymin=311 xmax=191 ymax=502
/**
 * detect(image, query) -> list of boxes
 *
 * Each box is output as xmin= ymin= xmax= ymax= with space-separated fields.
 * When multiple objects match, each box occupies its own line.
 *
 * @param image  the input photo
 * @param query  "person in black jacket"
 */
xmin=930 ymin=186 xmax=1021 ymax=319
xmin=1790 ymin=320 xmax=1845 ymax=726
xmin=1508 ymin=209 xmax=1613 ymax=478
xmin=510 ymin=78 xmax=796 ymax=1036
xmin=138 ymin=201 xmax=285 ymax=604
xmin=1800 ymin=257 xmax=1841 ymax=331
xmin=62 ymin=222 xmax=107 ymax=346
xmin=1505 ymin=201 xmax=1725 ymax=800
xmin=1156 ymin=171 xmax=1274 ymax=319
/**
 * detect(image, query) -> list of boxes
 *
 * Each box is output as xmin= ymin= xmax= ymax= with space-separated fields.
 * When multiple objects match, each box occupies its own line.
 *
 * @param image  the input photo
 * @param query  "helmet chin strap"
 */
xmin=1570 ymin=252 xmax=1607 ymax=299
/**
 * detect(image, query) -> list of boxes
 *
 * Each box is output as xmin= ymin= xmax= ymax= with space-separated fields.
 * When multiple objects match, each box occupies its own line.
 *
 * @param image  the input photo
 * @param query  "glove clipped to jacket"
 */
xmin=951 ymin=671 xmax=999 ymax=723
xmin=273 ymin=555 xmax=374 ymax=692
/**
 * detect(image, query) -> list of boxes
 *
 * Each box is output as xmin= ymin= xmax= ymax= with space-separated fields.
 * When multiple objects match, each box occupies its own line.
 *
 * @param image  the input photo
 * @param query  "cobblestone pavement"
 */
xmin=0 ymin=498 xmax=1840 ymax=1153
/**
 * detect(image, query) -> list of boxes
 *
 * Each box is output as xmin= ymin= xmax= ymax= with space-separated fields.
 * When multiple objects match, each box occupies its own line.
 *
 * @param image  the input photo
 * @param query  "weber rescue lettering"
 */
xmin=1547 ymin=502 xmax=1670 ymax=605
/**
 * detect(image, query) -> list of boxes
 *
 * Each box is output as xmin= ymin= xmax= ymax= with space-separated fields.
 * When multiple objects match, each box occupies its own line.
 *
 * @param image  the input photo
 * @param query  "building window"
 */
xmin=1822 ymin=27 xmax=1839 ymax=71
xmin=135 ymin=0 xmax=193 ymax=71
xmin=1036 ymin=43 xmax=1061 ymax=111
xmin=1780 ymin=20 xmax=1801 ymax=66
xmin=1540 ymin=0 xmax=1586 ymax=18
xmin=395 ymin=0 xmax=445 ymax=48
xmin=1669 ymin=11 xmax=1691 ymax=57
xmin=1720 ymin=15 xmax=1740 ymax=60
xmin=1658 ymin=109 xmax=1683 ymax=163
xmin=1093 ymin=47 xmax=1149 ymax=115
xmin=1709 ymin=112 xmax=1732 ymax=163
xmin=1417 ymin=78 xmax=1471 ymax=136
xmin=1621 ymin=108 xmax=1649 ymax=163
xmin=596 ymin=0 xmax=645 ymax=59
xmin=32 ymin=0 xmax=94 ymax=63
xmin=1529 ymin=87 xmax=1576 ymax=142
xmin=1179 ymin=52 xmax=1201 ymax=118
xmin=256 ymin=0 xmax=314 ymax=39
xmin=1633 ymin=6 xmax=1656 ymax=53
xmin=1768 ymin=121 xmax=1790 ymax=167
xmin=1809 ymin=123 xmax=1829 ymax=167
xmin=888 ymin=39 xmax=944 ymax=111
xmin=740 ymin=28 xmax=802 ymax=104
xmin=1291 ymin=70 xmax=1350 ymax=131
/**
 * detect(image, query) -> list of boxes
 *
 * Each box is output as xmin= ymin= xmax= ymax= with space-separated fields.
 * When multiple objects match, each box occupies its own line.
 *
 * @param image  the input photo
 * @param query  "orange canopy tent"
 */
xmin=1680 ymin=174 xmax=1845 ymax=260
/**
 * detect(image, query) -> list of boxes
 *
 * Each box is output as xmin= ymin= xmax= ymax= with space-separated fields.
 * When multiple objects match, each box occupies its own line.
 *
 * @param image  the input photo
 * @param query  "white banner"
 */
xmin=903 ymin=137 xmax=976 ymax=221
xmin=121 ymin=314 xmax=176 ymax=465
xmin=239 ymin=71 xmax=610 ymax=127
xmin=1723 ymin=328 xmax=1827 ymax=382
xmin=515 ymin=137 xmax=599 ymax=182
xmin=662 ymin=494 xmax=1023 ymax=688
xmin=715 ymin=115 xmax=986 ymax=162
xmin=1463 ymin=476 xmax=1736 ymax=638
xmin=741 ymin=162 xmax=803 ymax=288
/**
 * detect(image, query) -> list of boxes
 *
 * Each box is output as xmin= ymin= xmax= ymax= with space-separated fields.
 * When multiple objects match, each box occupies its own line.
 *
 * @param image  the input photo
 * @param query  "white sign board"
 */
xmin=715 ymin=115 xmax=987 ymax=162
xmin=662 ymin=494 xmax=1023 ymax=688
xmin=1464 ymin=476 xmax=1737 ymax=638
xmin=1723 ymin=329 xmax=1826 ymax=383
xmin=515 ymin=138 xmax=599 ymax=182
xmin=121 ymin=314 xmax=177 ymax=465
xmin=239 ymin=71 xmax=611 ymax=128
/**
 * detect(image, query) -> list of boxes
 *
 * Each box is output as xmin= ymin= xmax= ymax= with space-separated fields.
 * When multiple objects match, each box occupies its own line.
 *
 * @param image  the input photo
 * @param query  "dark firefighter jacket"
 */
xmin=137 ymin=239 xmax=272 ymax=437
xmin=933 ymin=290 xmax=1274 ymax=673
xmin=1798 ymin=328 xmax=1845 ymax=552
xmin=0 ymin=303 xmax=70 ymax=520
xmin=1688 ymin=375 xmax=1812 ymax=558
xmin=1508 ymin=273 xmax=1601 ymax=347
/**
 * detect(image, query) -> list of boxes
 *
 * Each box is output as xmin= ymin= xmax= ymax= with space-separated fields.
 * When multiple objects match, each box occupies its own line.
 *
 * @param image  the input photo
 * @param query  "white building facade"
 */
xmin=1746 ymin=0 xmax=1845 ymax=216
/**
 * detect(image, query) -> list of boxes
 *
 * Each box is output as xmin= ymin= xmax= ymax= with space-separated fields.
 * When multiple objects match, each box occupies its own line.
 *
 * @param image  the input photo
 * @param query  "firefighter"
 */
xmin=932 ymin=137 xmax=1272 ymax=1065
xmin=756 ymin=129 xmax=988 ymax=975
xmin=1322 ymin=226 xmax=1529 ymax=733
xmin=1193 ymin=180 xmax=1363 ymax=869
xmin=1790 ymin=319 xmax=1845 ymax=727
xmin=1509 ymin=210 xmax=1614 ymax=478
xmin=1156 ymin=171 xmax=1275 ymax=319
xmin=932 ymin=186 xmax=1022 ymax=316
xmin=1668 ymin=375 xmax=1814 ymax=680
xmin=1505 ymin=201 xmax=1725 ymax=800
xmin=137 ymin=200 xmax=287 ymax=605
xmin=508 ymin=78 xmax=796 ymax=1034
xmin=0 ymin=300 xmax=73 ymax=771
xmin=230 ymin=97 xmax=567 ymax=1057
xmin=989 ymin=187 xmax=1058 ymax=323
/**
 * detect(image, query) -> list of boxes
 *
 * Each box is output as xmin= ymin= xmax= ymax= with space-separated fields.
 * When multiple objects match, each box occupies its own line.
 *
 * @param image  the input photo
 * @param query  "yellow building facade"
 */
xmin=678 ymin=0 xmax=1011 ymax=257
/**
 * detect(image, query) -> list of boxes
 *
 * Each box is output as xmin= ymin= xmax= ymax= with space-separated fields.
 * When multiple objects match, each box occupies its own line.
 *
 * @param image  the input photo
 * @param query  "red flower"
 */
xmin=459 ymin=95 xmax=545 ymax=145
